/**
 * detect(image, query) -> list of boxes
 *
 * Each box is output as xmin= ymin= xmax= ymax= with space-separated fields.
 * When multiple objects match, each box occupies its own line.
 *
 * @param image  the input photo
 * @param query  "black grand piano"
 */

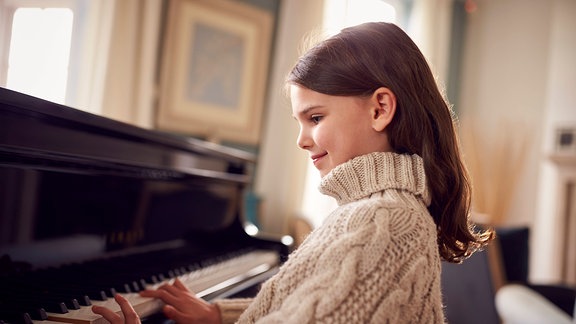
xmin=0 ymin=87 xmax=288 ymax=324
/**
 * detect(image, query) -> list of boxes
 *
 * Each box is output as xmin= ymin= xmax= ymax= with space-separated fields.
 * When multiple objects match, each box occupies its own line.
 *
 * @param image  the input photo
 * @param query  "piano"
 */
xmin=0 ymin=87 xmax=289 ymax=324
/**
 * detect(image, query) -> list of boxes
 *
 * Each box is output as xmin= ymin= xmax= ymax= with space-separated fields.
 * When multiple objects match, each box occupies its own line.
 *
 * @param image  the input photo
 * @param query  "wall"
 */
xmin=459 ymin=0 xmax=550 ymax=226
xmin=91 ymin=0 xmax=161 ymax=128
xmin=459 ymin=0 xmax=576 ymax=283
xmin=534 ymin=0 xmax=576 ymax=283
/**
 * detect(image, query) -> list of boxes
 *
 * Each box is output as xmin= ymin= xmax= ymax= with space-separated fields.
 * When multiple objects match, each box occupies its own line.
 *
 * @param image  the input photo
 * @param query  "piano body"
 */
xmin=0 ymin=87 xmax=288 ymax=324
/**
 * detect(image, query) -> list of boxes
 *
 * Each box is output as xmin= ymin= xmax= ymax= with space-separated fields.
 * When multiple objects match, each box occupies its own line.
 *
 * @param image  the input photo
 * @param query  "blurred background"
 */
xmin=0 ymin=0 xmax=574 ymax=290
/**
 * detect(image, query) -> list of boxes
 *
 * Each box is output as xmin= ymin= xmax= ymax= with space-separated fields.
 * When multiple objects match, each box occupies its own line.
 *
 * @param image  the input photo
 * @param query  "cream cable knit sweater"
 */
xmin=215 ymin=152 xmax=444 ymax=323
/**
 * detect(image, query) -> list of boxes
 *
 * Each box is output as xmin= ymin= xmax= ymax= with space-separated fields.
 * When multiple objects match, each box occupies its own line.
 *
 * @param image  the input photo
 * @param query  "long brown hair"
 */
xmin=287 ymin=22 xmax=493 ymax=263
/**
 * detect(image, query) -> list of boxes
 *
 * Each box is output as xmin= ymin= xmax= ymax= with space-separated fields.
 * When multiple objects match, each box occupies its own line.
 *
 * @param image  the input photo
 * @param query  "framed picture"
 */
xmin=157 ymin=0 xmax=273 ymax=145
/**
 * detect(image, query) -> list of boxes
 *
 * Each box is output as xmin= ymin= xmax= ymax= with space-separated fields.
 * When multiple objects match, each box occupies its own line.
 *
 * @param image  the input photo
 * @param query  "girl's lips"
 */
xmin=311 ymin=152 xmax=327 ymax=164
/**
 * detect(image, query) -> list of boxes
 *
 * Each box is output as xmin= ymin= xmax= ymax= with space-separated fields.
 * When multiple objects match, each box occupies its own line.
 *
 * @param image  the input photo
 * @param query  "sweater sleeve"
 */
xmin=213 ymin=298 xmax=253 ymax=324
xmin=238 ymin=204 xmax=444 ymax=323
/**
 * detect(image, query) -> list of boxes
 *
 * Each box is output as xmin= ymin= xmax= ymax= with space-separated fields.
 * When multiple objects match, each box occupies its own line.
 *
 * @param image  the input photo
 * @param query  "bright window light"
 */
xmin=324 ymin=0 xmax=397 ymax=36
xmin=345 ymin=0 xmax=396 ymax=26
xmin=6 ymin=8 xmax=74 ymax=104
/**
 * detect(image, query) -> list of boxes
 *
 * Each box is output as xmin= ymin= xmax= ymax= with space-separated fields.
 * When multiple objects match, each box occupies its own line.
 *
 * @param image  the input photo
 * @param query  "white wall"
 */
xmin=459 ymin=0 xmax=551 ymax=226
xmin=100 ymin=0 xmax=160 ymax=128
xmin=533 ymin=0 xmax=576 ymax=283
xmin=459 ymin=0 xmax=576 ymax=283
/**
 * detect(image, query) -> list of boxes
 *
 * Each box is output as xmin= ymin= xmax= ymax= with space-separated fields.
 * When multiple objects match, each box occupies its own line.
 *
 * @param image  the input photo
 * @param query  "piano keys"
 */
xmin=0 ymin=249 xmax=279 ymax=324
xmin=0 ymin=87 xmax=288 ymax=323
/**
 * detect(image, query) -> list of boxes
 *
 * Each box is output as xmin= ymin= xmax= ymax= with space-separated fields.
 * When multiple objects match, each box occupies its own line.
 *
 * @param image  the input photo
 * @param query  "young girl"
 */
xmin=93 ymin=21 xmax=493 ymax=323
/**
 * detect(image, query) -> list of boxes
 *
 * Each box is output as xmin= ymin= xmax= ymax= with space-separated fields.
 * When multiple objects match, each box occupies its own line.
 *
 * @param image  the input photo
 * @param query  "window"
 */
xmin=6 ymin=7 xmax=74 ymax=104
xmin=323 ymin=0 xmax=401 ymax=36
xmin=0 ymin=0 xmax=89 ymax=106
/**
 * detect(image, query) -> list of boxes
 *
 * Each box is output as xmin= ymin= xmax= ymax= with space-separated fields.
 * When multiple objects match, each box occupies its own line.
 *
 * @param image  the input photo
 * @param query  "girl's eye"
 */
xmin=310 ymin=115 xmax=323 ymax=124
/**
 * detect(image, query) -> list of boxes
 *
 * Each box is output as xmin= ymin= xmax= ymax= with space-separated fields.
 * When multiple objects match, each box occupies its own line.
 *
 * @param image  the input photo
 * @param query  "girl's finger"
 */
xmin=92 ymin=304 xmax=123 ymax=324
xmin=113 ymin=294 xmax=141 ymax=324
xmin=172 ymin=278 xmax=191 ymax=292
xmin=151 ymin=281 xmax=182 ymax=295
xmin=139 ymin=288 xmax=180 ymax=306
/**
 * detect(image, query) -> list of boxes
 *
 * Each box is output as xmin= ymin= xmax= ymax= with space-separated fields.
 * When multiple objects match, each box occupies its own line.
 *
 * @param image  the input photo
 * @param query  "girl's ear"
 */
xmin=371 ymin=87 xmax=396 ymax=132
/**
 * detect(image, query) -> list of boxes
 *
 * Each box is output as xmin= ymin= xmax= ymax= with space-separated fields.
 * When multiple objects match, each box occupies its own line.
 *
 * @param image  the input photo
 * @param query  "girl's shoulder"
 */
xmin=340 ymin=197 xmax=432 ymax=232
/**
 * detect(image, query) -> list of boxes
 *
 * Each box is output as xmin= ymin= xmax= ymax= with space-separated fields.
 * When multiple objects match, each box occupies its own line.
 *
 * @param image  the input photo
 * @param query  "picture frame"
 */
xmin=157 ymin=0 xmax=273 ymax=145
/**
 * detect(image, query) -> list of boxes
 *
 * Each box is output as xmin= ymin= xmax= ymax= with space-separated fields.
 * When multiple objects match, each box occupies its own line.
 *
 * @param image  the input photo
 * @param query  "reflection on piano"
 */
xmin=0 ymin=88 xmax=289 ymax=324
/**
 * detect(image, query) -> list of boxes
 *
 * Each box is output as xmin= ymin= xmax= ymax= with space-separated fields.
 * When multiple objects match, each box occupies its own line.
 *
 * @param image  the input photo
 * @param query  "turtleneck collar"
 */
xmin=318 ymin=152 xmax=430 ymax=206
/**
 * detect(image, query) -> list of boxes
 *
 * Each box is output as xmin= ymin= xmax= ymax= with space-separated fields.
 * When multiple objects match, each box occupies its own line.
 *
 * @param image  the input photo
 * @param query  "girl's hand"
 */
xmin=140 ymin=278 xmax=221 ymax=323
xmin=92 ymin=294 xmax=141 ymax=324
xmin=91 ymin=278 xmax=221 ymax=324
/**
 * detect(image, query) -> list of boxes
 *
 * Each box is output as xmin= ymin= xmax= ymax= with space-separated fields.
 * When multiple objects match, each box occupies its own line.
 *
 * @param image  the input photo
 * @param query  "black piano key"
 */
xmin=108 ymin=287 xmax=118 ymax=297
xmin=27 ymin=307 xmax=48 ymax=321
xmin=137 ymin=278 xmax=148 ymax=290
xmin=42 ymin=291 xmax=83 ymax=306
xmin=81 ymin=289 xmax=108 ymax=301
xmin=0 ymin=279 xmax=82 ymax=312
xmin=0 ymin=302 xmax=48 ymax=321
xmin=70 ymin=298 xmax=81 ymax=309
xmin=38 ymin=286 xmax=94 ymax=305
xmin=50 ymin=283 xmax=113 ymax=298
xmin=147 ymin=274 xmax=160 ymax=284
xmin=1 ymin=297 xmax=67 ymax=315
xmin=32 ymin=300 xmax=69 ymax=314
xmin=130 ymin=280 xmax=142 ymax=292
xmin=130 ymin=279 xmax=144 ymax=292
xmin=75 ymin=284 xmax=116 ymax=298
xmin=112 ymin=282 xmax=133 ymax=294
xmin=0 ymin=310 xmax=33 ymax=324
xmin=187 ymin=263 xmax=202 ymax=272
xmin=23 ymin=279 xmax=104 ymax=302
xmin=76 ymin=294 xmax=92 ymax=306
xmin=42 ymin=302 xmax=68 ymax=314
xmin=52 ymin=278 xmax=117 ymax=298
xmin=67 ymin=268 xmax=140 ymax=295
xmin=50 ymin=294 xmax=80 ymax=309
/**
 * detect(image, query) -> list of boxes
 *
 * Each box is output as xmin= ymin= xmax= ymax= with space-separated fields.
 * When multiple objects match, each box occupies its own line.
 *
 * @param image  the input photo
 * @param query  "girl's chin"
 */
xmin=317 ymin=167 xmax=332 ymax=178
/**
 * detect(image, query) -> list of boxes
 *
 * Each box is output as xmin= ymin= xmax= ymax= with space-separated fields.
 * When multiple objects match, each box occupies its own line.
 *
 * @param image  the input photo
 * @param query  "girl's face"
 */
xmin=291 ymin=85 xmax=394 ymax=177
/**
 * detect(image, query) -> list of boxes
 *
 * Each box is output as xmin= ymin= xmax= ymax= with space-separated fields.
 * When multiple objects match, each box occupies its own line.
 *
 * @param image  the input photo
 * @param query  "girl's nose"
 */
xmin=297 ymin=128 xmax=311 ymax=150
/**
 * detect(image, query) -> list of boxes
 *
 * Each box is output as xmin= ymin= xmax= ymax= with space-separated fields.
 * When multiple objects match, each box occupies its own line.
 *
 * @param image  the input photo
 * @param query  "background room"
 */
xmin=1 ymin=0 xmax=575 ymax=321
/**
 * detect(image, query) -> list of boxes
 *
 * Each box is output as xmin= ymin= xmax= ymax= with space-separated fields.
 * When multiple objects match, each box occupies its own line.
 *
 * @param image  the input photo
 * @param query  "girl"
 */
xmin=93 ymin=21 xmax=493 ymax=323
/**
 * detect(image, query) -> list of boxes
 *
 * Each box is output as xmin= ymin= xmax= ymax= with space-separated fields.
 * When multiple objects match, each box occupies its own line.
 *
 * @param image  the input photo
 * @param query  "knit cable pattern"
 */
xmin=218 ymin=152 xmax=444 ymax=323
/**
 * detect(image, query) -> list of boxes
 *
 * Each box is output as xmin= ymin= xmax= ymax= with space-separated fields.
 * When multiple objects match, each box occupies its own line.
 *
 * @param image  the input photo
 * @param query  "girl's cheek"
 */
xmin=313 ymin=128 xmax=327 ymax=148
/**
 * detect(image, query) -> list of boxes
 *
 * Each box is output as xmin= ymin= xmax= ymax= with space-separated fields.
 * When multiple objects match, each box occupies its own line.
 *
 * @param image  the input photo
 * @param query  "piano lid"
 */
xmin=0 ymin=87 xmax=264 ymax=268
xmin=0 ymin=87 xmax=256 ymax=183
